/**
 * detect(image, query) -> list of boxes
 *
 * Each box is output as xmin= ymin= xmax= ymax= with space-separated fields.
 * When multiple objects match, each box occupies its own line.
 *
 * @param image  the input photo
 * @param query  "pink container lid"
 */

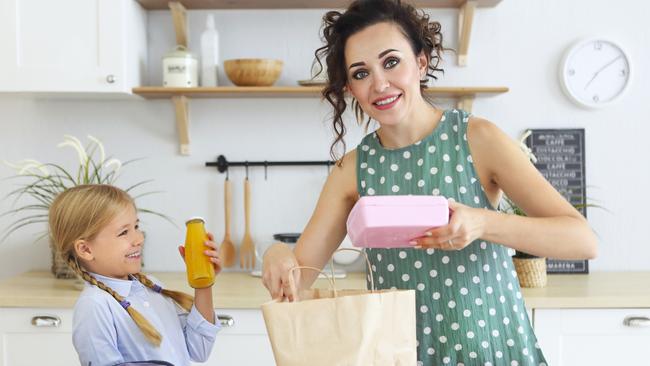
xmin=346 ymin=195 xmax=449 ymax=248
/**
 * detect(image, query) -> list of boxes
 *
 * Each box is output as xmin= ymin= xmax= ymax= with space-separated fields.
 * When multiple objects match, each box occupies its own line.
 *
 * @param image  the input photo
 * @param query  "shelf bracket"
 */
xmin=457 ymin=0 xmax=477 ymax=66
xmin=456 ymin=95 xmax=474 ymax=112
xmin=169 ymin=1 xmax=187 ymax=47
xmin=172 ymin=95 xmax=190 ymax=155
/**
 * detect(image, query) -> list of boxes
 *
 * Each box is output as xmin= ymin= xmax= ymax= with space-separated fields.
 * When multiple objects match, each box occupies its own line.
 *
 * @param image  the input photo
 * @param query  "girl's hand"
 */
xmin=412 ymin=200 xmax=487 ymax=251
xmin=178 ymin=232 xmax=223 ymax=275
xmin=261 ymin=243 xmax=301 ymax=302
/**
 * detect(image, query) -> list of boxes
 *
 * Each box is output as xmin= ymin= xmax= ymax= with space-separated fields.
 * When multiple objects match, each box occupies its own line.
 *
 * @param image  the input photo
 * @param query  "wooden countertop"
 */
xmin=1 ymin=271 xmax=649 ymax=309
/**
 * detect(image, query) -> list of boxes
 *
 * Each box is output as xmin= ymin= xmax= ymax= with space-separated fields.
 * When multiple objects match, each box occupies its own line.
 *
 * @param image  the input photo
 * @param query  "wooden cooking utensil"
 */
xmin=240 ymin=177 xmax=255 ymax=270
xmin=220 ymin=177 xmax=236 ymax=268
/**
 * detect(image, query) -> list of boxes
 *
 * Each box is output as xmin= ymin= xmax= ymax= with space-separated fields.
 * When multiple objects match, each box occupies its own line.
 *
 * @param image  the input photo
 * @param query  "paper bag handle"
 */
xmin=287 ymin=248 xmax=375 ymax=299
xmin=330 ymin=248 xmax=375 ymax=292
xmin=288 ymin=266 xmax=338 ymax=298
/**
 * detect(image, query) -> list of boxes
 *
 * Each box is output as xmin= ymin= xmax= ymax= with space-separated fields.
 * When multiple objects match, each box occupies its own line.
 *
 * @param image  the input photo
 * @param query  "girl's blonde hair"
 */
xmin=48 ymin=184 xmax=194 ymax=346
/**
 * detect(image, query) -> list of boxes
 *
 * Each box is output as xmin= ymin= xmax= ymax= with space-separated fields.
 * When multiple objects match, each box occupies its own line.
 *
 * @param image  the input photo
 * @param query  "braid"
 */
xmin=132 ymin=273 xmax=194 ymax=312
xmin=67 ymin=258 xmax=163 ymax=347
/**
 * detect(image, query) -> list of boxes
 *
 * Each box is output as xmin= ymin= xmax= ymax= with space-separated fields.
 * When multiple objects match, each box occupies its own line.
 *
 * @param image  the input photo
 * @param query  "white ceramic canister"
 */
xmin=163 ymin=45 xmax=198 ymax=87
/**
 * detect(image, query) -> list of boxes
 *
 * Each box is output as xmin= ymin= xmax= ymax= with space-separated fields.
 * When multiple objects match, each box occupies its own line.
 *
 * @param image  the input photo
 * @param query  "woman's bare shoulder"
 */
xmin=329 ymin=149 xmax=359 ymax=202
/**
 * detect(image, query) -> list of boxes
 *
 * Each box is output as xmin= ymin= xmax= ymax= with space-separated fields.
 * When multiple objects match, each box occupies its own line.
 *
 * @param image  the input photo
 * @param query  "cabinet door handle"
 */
xmin=623 ymin=316 xmax=650 ymax=327
xmin=31 ymin=316 xmax=61 ymax=328
xmin=216 ymin=314 xmax=234 ymax=328
xmin=106 ymin=74 xmax=116 ymax=84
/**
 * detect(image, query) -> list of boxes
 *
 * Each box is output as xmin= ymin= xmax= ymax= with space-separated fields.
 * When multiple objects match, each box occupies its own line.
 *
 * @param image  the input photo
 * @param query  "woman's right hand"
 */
xmin=262 ymin=243 xmax=301 ymax=302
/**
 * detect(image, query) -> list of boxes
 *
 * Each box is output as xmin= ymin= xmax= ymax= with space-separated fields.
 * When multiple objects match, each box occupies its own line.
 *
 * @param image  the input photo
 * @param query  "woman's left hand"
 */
xmin=412 ymin=200 xmax=487 ymax=251
xmin=178 ymin=232 xmax=223 ymax=275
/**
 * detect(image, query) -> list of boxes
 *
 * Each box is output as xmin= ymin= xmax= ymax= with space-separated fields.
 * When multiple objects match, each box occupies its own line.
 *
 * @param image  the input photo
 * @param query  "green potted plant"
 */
xmin=2 ymin=135 xmax=170 ymax=278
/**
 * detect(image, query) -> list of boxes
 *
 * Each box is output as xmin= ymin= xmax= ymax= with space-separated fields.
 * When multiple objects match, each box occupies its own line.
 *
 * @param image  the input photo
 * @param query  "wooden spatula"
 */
xmin=240 ymin=177 xmax=255 ymax=270
xmin=220 ymin=177 xmax=236 ymax=268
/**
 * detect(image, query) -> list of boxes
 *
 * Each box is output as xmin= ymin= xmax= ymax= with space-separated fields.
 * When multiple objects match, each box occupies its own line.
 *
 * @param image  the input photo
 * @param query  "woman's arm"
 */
xmin=417 ymin=118 xmax=598 ymax=259
xmin=470 ymin=118 xmax=597 ymax=259
xmin=263 ymin=150 xmax=358 ymax=300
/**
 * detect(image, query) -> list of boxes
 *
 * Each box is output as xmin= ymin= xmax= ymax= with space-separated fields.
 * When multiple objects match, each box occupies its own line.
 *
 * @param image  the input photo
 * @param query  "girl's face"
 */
xmin=345 ymin=21 xmax=428 ymax=126
xmin=76 ymin=204 xmax=144 ymax=280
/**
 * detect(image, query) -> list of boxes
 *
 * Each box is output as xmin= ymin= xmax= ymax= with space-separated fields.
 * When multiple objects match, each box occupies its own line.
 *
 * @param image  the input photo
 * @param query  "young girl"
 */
xmin=49 ymin=184 xmax=221 ymax=366
xmin=262 ymin=0 xmax=597 ymax=365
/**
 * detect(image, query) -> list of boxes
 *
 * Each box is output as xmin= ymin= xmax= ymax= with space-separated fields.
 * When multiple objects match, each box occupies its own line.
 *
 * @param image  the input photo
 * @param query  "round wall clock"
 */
xmin=559 ymin=38 xmax=631 ymax=108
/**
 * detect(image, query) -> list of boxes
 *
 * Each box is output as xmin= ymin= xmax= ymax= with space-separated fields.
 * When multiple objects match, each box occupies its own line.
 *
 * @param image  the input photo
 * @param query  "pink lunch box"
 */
xmin=346 ymin=195 xmax=449 ymax=248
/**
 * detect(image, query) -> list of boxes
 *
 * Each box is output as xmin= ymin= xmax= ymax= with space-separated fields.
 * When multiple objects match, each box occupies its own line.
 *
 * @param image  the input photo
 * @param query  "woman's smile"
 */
xmin=373 ymin=93 xmax=402 ymax=110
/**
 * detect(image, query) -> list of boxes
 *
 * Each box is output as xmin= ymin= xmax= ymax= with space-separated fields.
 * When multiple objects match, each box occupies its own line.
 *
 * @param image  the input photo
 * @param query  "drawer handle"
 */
xmin=623 ymin=316 xmax=650 ymax=327
xmin=217 ymin=314 xmax=234 ymax=328
xmin=31 ymin=316 xmax=61 ymax=328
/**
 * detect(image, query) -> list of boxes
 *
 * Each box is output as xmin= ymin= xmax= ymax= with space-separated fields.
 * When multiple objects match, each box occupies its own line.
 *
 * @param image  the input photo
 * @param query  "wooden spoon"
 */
xmin=220 ymin=177 xmax=236 ymax=267
xmin=240 ymin=178 xmax=255 ymax=270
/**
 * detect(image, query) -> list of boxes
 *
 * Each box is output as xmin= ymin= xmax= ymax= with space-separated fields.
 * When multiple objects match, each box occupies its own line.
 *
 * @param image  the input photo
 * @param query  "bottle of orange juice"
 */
xmin=184 ymin=217 xmax=215 ymax=288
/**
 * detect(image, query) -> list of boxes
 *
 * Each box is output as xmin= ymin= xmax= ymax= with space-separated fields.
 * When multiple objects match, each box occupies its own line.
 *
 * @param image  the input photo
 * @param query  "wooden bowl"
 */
xmin=224 ymin=59 xmax=283 ymax=86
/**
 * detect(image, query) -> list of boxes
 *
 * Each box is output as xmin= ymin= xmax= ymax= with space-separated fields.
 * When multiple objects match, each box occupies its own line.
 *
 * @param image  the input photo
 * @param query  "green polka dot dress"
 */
xmin=357 ymin=109 xmax=547 ymax=365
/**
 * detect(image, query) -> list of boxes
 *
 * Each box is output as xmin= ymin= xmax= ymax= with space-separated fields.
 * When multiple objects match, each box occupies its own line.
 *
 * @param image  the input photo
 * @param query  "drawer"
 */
xmin=0 ymin=308 xmax=76 ymax=366
xmin=216 ymin=308 xmax=268 ymax=335
xmin=534 ymin=308 xmax=650 ymax=365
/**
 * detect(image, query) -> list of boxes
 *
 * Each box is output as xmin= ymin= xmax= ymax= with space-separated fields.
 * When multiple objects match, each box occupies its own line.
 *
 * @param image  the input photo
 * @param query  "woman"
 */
xmin=263 ymin=0 xmax=597 ymax=364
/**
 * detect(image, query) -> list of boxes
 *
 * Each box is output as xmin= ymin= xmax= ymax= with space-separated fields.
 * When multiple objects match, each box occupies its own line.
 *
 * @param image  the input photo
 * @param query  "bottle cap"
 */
xmin=206 ymin=14 xmax=215 ymax=29
xmin=185 ymin=216 xmax=205 ymax=225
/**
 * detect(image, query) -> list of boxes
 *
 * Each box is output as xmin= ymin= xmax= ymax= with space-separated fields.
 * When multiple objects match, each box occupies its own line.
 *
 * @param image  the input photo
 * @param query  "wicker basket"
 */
xmin=50 ymin=242 xmax=78 ymax=279
xmin=513 ymin=257 xmax=547 ymax=288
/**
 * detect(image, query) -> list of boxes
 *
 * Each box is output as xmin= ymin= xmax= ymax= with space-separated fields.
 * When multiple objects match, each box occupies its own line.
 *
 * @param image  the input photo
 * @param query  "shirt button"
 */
xmin=143 ymin=301 xmax=150 ymax=307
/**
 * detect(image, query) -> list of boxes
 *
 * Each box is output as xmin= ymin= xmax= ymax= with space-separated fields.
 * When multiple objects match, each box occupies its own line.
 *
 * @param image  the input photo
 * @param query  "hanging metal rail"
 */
xmin=205 ymin=155 xmax=335 ymax=178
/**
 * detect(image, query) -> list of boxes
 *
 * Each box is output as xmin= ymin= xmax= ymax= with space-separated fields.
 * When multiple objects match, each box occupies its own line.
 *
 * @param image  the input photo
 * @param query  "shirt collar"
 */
xmin=87 ymin=272 xmax=141 ymax=298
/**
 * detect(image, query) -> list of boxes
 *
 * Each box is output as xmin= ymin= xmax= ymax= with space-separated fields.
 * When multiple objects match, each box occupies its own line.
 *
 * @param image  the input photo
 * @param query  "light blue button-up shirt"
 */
xmin=72 ymin=273 xmax=220 ymax=366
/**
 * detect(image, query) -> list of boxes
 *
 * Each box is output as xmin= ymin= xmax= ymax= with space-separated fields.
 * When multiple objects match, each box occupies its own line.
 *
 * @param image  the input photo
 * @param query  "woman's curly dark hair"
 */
xmin=314 ymin=0 xmax=446 ymax=163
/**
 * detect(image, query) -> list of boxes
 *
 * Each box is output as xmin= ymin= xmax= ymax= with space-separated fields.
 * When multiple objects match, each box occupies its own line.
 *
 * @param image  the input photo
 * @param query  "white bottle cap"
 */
xmin=206 ymin=14 xmax=215 ymax=29
xmin=185 ymin=216 xmax=205 ymax=225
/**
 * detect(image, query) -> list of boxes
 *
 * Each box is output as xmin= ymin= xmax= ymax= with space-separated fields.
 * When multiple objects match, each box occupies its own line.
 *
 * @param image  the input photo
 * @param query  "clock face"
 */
xmin=560 ymin=39 xmax=631 ymax=108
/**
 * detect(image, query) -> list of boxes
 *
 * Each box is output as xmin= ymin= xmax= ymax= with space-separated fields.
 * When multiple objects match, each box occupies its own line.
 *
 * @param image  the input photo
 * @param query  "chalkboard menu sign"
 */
xmin=525 ymin=129 xmax=588 ymax=274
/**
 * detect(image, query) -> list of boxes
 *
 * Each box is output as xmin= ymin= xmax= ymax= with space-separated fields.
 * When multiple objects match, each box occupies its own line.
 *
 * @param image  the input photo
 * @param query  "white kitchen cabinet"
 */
xmin=534 ymin=308 xmax=650 ymax=366
xmin=0 ymin=308 xmax=77 ymax=366
xmin=198 ymin=309 xmax=275 ymax=366
xmin=0 ymin=307 xmax=273 ymax=366
xmin=0 ymin=0 xmax=146 ymax=94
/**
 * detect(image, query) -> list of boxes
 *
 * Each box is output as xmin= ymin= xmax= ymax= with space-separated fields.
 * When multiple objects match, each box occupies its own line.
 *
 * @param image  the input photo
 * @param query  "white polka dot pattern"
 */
xmin=358 ymin=110 xmax=546 ymax=364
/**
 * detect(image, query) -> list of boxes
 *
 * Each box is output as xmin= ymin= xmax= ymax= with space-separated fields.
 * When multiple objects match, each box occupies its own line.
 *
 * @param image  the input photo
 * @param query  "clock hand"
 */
xmin=584 ymin=55 xmax=623 ymax=90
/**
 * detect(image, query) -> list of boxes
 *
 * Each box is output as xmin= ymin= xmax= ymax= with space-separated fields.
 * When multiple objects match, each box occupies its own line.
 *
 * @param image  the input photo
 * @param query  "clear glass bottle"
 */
xmin=200 ymin=14 xmax=220 ymax=87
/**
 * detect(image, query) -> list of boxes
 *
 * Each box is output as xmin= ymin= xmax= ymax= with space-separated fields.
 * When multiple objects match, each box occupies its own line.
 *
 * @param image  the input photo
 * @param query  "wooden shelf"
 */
xmin=132 ymin=86 xmax=508 ymax=99
xmin=153 ymin=1 xmax=498 ymax=66
xmin=133 ymin=86 xmax=508 ymax=155
xmin=137 ymin=0 xmax=501 ymax=10
xmin=143 ymin=0 xmax=505 ymax=155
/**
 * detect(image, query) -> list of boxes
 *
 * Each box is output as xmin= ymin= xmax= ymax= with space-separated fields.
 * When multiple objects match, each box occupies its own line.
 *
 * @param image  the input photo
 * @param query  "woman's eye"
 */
xmin=352 ymin=70 xmax=368 ymax=80
xmin=385 ymin=58 xmax=399 ymax=68
xmin=135 ymin=224 xmax=140 ymax=231
xmin=119 ymin=230 xmax=128 ymax=237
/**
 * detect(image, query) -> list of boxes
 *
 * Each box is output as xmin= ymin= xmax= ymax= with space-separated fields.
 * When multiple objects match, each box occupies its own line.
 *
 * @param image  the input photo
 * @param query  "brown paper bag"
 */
xmin=261 ymin=250 xmax=417 ymax=366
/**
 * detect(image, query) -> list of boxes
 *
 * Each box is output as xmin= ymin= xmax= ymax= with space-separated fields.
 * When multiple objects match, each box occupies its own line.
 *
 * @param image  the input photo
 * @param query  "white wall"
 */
xmin=1 ymin=0 xmax=647 ymax=279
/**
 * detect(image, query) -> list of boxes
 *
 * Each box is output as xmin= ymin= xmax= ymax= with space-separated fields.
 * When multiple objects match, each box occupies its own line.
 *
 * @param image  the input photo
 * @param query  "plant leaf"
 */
xmin=124 ymin=180 xmax=154 ymax=193
xmin=130 ymin=191 xmax=164 ymax=200
xmin=137 ymin=208 xmax=178 ymax=229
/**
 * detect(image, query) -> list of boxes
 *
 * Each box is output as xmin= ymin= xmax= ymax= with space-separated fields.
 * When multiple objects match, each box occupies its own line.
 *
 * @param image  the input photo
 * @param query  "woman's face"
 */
xmin=344 ymin=21 xmax=427 ymax=126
